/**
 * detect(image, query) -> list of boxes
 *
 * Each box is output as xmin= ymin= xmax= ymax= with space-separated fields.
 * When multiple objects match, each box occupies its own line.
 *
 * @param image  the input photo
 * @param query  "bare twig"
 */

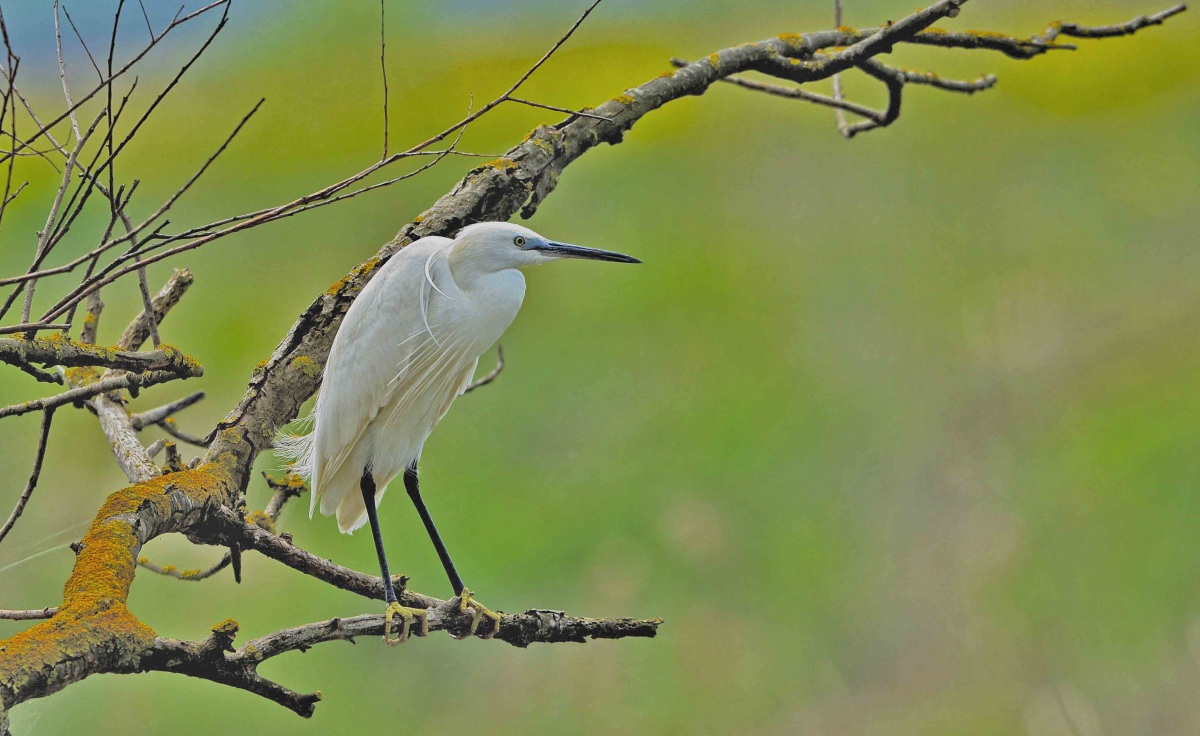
xmin=508 ymin=97 xmax=613 ymax=121
xmin=16 ymin=110 xmax=105 ymax=323
xmin=463 ymin=344 xmax=505 ymax=394
xmin=0 ymin=369 xmax=198 ymax=420
xmin=53 ymin=0 xmax=80 ymax=141
xmin=158 ymin=417 xmax=210 ymax=448
xmin=129 ymin=390 xmax=205 ymax=429
xmin=0 ymin=322 xmax=68 ymax=335
xmin=138 ymin=554 xmax=231 ymax=581
xmin=832 ymin=0 xmax=850 ymax=135
xmin=1 ymin=0 xmax=231 ymax=162
xmin=669 ymin=59 xmax=881 ymax=119
xmin=0 ymin=607 xmax=58 ymax=621
xmin=1036 ymin=3 xmax=1186 ymax=42
xmin=0 ymin=408 xmax=55 ymax=545
xmin=379 ymin=0 xmax=389 ymax=159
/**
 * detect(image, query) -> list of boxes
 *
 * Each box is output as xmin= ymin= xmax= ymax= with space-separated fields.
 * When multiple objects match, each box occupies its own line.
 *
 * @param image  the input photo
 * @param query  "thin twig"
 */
xmin=0 ymin=322 xmax=69 ymax=335
xmin=1 ymin=0 xmax=231 ymax=162
xmin=129 ymin=390 xmax=204 ymax=429
xmin=0 ymin=607 xmax=58 ymax=621
xmin=0 ymin=408 xmax=56 ymax=545
xmin=379 ymin=0 xmax=388 ymax=160
xmin=671 ymin=60 xmax=881 ymax=119
xmin=1036 ymin=3 xmax=1187 ymax=42
xmin=0 ymin=369 xmax=197 ymax=420
xmin=463 ymin=344 xmax=505 ymax=394
xmin=158 ymin=417 xmax=210 ymax=448
xmin=18 ymin=110 xmax=105 ymax=323
xmin=508 ymin=97 xmax=613 ymax=121
xmin=832 ymin=0 xmax=850 ymax=134
xmin=54 ymin=0 xmax=81 ymax=141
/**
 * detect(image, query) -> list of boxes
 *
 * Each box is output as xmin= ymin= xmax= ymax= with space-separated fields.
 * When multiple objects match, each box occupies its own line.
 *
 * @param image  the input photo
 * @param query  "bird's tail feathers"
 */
xmin=272 ymin=412 xmax=317 ymax=516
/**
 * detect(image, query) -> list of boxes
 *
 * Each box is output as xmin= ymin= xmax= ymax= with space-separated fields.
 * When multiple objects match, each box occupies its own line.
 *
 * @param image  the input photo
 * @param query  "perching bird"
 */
xmin=279 ymin=222 xmax=640 ymax=644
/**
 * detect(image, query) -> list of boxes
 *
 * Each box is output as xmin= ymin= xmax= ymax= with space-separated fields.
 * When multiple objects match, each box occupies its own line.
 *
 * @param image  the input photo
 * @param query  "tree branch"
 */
xmin=0 ymin=337 xmax=202 ymax=377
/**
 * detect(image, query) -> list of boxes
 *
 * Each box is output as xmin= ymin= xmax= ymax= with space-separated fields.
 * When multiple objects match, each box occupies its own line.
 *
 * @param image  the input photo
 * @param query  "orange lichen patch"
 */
xmin=836 ymin=25 xmax=858 ymax=34
xmin=60 ymin=467 xmax=227 ymax=617
xmin=612 ymin=94 xmax=635 ymax=106
xmin=920 ymin=27 xmax=950 ymax=35
xmin=179 ymin=569 xmax=204 ymax=580
xmin=706 ymin=53 xmax=721 ymax=70
xmin=0 ymin=603 xmax=155 ymax=701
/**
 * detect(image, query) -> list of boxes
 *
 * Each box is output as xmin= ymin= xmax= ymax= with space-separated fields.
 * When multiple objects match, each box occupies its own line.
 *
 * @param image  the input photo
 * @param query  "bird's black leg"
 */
xmin=404 ymin=461 xmax=501 ymax=638
xmin=362 ymin=468 xmax=427 ymax=645
xmin=403 ymin=461 xmax=465 ymax=595
xmin=362 ymin=470 xmax=398 ymax=602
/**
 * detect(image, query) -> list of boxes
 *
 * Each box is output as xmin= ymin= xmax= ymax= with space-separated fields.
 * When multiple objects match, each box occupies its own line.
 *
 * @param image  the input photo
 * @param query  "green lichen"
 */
xmin=245 ymin=510 xmax=277 ymax=534
xmin=482 ymin=157 xmax=519 ymax=172
xmin=325 ymin=257 xmax=380 ymax=296
xmin=777 ymin=32 xmax=804 ymax=49
xmin=290 ymin=354 xmax=320 ymax=379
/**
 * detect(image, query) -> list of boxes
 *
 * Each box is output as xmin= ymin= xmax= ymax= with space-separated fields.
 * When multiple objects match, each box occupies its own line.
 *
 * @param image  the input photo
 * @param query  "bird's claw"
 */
xmin=453 ymin=588 xmax=502 ymax=640
xmin=383 ymin=600 xmax=429 ymax=645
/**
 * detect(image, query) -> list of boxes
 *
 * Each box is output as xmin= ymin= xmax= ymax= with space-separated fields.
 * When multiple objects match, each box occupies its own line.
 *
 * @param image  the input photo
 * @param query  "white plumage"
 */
xmin=278 ymin=221 xmax=639 ymax=533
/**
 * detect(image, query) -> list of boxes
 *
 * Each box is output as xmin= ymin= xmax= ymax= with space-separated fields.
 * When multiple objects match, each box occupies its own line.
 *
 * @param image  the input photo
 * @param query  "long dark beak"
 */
xmin=533 ymin=241 xmax=641 ymax=264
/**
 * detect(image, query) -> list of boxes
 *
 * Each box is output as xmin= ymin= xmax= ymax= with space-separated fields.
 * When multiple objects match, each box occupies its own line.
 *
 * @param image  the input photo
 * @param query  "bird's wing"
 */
xmin=308 ymin=239 xmax=454 ymax=511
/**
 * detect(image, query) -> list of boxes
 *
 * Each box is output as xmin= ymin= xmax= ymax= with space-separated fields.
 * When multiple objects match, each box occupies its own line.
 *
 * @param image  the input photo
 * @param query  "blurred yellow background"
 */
xmin=1 ymin=1 xmax=1198 ymax=734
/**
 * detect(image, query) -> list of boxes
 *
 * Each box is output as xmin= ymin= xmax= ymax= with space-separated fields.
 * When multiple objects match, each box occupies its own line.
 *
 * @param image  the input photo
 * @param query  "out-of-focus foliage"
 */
xmin=1 ymin=1 xmax=1197 ymax=734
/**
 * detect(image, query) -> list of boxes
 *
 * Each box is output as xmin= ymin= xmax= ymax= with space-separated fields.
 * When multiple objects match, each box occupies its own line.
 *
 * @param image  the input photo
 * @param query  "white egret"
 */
xmin=279 ymin=222 xmax=640 ymax=644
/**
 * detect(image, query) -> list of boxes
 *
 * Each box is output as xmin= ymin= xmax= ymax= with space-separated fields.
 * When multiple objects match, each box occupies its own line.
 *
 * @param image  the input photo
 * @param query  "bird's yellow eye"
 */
xmin=514 ymin=236 xmax=526 ymax=247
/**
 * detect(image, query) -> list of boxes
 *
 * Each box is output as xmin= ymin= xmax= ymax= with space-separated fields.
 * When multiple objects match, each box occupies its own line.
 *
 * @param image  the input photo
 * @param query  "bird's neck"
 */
xmin=446 ymin=239 xmax=514 ymax=288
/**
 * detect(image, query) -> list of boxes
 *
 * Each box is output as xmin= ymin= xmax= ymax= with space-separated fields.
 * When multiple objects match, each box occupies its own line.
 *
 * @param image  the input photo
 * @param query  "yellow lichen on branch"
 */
xmin=0 ymin=466 xmax=234 ymax=708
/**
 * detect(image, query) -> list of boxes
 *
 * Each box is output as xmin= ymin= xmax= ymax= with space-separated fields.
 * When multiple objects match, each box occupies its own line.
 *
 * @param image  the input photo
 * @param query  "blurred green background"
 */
xmin=1 ymin=1 xmax=1198 ymax=734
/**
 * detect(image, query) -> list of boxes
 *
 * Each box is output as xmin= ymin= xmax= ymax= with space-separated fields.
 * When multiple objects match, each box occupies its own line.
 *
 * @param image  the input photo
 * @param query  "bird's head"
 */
xmin=450 ymin=222 xmax=640 ymax=272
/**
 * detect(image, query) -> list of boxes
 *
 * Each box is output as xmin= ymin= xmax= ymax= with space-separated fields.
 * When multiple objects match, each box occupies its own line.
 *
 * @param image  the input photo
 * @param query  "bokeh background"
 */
xmin=1 ymin=1 xmax=1198 ymax=734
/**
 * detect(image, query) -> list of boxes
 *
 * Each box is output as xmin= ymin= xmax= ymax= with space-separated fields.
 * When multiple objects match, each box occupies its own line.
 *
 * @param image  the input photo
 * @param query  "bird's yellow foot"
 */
xmin=383 ymin=600 xmax=429 ymax=645
xmin=453 ymin=588 xmax=502 ymax=640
